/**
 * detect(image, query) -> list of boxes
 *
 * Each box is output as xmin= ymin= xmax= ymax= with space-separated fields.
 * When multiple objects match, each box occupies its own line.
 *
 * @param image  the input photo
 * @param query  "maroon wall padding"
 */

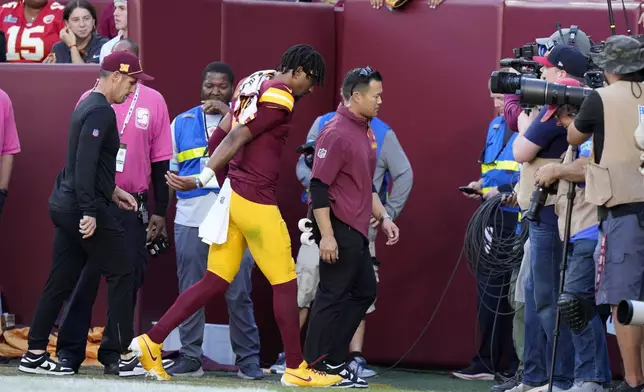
xmin=137 ymin=0 xmax=223 ymax=119
xmin=0 ymin=64 xmax=109 ymax=327
xmin=501 ymin=0 xmax=641 ymax=58
xmin=217 ymin=0 xmax=337 ymax=361
xmin=339 ymin=0 xmax=503 ymax=368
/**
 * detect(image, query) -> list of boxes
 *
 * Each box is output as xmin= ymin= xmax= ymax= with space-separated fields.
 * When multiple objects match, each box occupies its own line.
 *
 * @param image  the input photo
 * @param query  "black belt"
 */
xmin=129 ymin=191 xmax=148 ymax=204
xmin=597 ymin=202 xmax=644 ymax=221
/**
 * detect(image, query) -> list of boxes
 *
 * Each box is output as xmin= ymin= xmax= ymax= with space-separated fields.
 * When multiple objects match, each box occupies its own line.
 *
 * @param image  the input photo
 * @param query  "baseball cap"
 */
xmin=540 ymin=78 xmax=583 ymax=123
xmin=591 ymin=35 xmax=644 ymax=75
xmin=101 ymin=51 xmax=153 ymax=81
xmin=536 ymin=28 xmax=592 ymax=58
xmin=533 ymin=45 xmax=588 ymax=78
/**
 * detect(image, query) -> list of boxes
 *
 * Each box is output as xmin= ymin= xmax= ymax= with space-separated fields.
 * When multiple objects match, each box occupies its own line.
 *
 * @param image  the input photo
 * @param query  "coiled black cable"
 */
xmin=465 ymin=193 xmax=529 ymax=381
xmin=465 ymin=193 xmax=528 ymax=281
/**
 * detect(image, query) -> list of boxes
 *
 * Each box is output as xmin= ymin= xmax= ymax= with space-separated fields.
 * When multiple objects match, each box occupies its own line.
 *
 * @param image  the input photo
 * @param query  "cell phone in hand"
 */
xmin=458 ymin=186 xmax=482 ymax=196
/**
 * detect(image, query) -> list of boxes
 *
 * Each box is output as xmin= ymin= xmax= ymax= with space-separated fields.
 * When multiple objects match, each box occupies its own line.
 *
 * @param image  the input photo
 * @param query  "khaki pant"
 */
xmin=296 ymin=238 xmax=378 ymax=313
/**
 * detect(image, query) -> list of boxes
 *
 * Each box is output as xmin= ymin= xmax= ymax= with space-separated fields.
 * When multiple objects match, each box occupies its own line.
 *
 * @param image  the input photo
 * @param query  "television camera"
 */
xmin=297 ymin=141 xmax=316 ymax=169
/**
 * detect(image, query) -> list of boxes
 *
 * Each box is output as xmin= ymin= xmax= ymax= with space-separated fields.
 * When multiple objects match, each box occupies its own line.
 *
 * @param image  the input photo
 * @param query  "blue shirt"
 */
xmin=570 ymin=138 xmax=599 ymax=242
xmin=524 ymin=106 xmax=569 ymax=228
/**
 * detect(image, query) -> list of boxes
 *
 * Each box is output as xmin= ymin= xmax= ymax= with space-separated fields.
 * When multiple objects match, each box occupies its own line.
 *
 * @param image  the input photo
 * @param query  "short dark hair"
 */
xmin=278 ymin=44 xmax=326 ymax=87
xmin=99 ymin=69 xmax=112 ymax=79
xmin=63 ymin=0 xmax=97 ymax=24
xmin=113 ymin=38 xmax=139 ymax=57
xmin=202 ymin=62 xmax=234 ymax=85
xmin=341 ymin=67 xmax=383 ymax=101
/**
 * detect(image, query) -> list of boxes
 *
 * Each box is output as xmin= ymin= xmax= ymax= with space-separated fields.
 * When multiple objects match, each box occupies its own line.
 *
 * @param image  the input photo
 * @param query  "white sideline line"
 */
xmin=0 ymin=376 xmax=277 ymax=392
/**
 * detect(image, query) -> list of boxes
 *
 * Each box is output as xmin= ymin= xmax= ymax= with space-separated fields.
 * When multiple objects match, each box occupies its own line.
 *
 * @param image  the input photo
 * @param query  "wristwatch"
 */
xmin=379 ymin=213 xmax=391 ymax=223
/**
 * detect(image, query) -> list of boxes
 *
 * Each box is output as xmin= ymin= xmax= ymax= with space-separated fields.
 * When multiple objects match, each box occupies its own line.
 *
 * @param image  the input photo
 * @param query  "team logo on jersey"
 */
xmin=3 ymin=15 xmax=17 ymax=23
xmin=92 ymin=129 xmax=100 ymax=137
xmin=43 ymin=14 xmax=54 ymax=24
xmin=135 ymin=108 xmax=149 ymax=130
xmin=317 ymin=148 xmax=327 ymax=159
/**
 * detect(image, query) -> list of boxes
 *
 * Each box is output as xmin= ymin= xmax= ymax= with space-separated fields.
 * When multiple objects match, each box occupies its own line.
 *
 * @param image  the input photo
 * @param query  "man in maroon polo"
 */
xmin=303 ymin=67 xmax=400 ymax=386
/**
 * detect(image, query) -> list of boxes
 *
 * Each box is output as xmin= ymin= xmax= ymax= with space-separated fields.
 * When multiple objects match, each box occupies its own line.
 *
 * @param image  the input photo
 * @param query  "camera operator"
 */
xmin=533 ymin=94 xmax=612 ymax=392
xmin=564 ymin=35 xmax=644 ymax=392
xmin=504 ymin=27 xmax=592 ymax=132
xmin=506 ymin=45 xmax=591 ymax=392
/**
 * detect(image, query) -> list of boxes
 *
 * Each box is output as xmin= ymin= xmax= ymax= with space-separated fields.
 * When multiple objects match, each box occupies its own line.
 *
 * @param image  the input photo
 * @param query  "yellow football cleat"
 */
xmin=281 ymin=361 xmax=344 ymax=387
xmin=128 ymin=334 xmax=170 ymax=381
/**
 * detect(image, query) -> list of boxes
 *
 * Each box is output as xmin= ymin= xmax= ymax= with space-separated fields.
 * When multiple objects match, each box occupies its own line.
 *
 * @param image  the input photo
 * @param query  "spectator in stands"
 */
xmin=97 ymin=2 xmax=117 ymax=39
xmin=99 ymin=0 xmax=126 ymax=63
xmin=368 ymin=0 xmax=443 ymax=9
xmin=166 ymin=62 xmax=263 ymax=379
xmin=0 ymin=0 xmax=64 ymax=63
xmin=47 ymin=0 xmax=108 ymax=64
xmin=0 ymin=88 xmax=20 ymax=222
xmin=55 ymin=38 xmax=172 ymax=377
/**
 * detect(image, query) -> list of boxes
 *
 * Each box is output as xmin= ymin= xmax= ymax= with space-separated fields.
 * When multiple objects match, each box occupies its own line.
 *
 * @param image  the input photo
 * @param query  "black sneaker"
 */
xmin=18 ymin=352 xmax=75 ymax=376
xmin=164 ymin=355 xmax=204 ymax=377
xmin=325 ymin=362 xmax=368 ymax=388
xmin=492 ymin=370 xmax=523 ymax=392
xmin=57 ymin=357 xmax=79 ymax=374
xmin=104 ymin=362 xmax=119 ymax=375
xmin=119 ymin=357 xmax=146 ymax=377
xmin=610 ymin=381 xmax=644 ymax=392
xmin=452 ymin=364 xmax=495 ymax=381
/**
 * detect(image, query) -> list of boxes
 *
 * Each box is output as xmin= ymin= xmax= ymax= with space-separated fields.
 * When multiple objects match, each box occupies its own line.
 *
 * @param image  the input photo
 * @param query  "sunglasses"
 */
xmin=350 ymin=66 xmax=378 ymax=96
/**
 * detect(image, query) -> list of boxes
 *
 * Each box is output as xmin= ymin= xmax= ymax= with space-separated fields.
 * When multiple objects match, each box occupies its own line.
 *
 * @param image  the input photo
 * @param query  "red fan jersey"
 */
xmin=0 ymin=1 xmax=64 ymax=63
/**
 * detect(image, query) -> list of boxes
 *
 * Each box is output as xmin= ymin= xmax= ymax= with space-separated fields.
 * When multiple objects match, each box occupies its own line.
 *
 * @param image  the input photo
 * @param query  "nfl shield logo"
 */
xmin=92 ymin=129 xmax=100 ymax=137
xmin=317 ymin=148 xmax=327 ymax=159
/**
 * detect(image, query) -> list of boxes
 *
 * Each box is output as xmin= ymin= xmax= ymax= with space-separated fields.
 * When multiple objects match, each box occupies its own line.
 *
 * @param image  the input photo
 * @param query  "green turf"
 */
xmin=0 ymin=362 xmax=496 ymax=391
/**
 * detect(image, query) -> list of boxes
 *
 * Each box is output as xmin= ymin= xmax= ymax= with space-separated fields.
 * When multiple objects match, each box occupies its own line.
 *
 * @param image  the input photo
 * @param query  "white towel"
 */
xmin=514 ymin=238 xmax=530 ymax=304
xmin=233 ymin=70 xmax=275 ymax=124
xmin=199 ymin=178 xmax=232 ymax=245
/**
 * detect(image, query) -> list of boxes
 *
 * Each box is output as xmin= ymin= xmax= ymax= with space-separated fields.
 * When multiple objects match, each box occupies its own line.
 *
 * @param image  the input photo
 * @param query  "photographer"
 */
xmin=509 ymin=44 xmax=591 ymax=392
xmin=533 ymin=94 xmax=612 ymax=392
xmin=564 ymin=35 xmax=644 ymax=392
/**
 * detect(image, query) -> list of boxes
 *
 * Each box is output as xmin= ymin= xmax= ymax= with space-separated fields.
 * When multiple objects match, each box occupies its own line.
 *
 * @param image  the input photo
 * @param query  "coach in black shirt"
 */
xmin=18 ymin=51 xmax=153 ymax=377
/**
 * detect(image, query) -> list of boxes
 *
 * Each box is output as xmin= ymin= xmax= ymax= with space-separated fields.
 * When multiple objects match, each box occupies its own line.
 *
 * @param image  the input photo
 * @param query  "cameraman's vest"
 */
xmin=300 ymin=112 xmax=391 ymax=204
xmin=517 ymin=157 xmax=561 ymax=211
xmin=554 ymin=145 xmax=598 ymax=241
xmin=585 ymin=81 xmax=644 ymax=208
xmin=480 ymin=116 xmax=520 ymax=213
xmin=173 ymin=106 xmax=220 ymax=200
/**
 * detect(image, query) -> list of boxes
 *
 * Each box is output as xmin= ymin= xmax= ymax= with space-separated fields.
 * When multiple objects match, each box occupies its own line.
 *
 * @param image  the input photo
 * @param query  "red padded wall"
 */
xmin=339 ymin=0 xmax=503 ymax=368
xmin=0 ymin=64 xmax=109 ymax=327
xmin=219 ymin=0 xmax=337 ymax=360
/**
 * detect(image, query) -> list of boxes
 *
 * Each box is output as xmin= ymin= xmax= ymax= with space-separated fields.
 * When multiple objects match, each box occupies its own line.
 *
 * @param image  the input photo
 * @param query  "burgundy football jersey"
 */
xmin=0 ymin=1 xmax=64 ymax=63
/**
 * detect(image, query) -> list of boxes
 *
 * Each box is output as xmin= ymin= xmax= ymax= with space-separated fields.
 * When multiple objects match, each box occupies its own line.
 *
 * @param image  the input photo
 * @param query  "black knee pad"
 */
xmin=557 ymin=292 xmax=596 ymax=334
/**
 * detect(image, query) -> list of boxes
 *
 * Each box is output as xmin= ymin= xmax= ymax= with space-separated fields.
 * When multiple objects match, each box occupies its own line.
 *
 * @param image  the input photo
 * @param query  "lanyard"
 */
xmin=118 ymin=84 xmax=140 ymax=136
